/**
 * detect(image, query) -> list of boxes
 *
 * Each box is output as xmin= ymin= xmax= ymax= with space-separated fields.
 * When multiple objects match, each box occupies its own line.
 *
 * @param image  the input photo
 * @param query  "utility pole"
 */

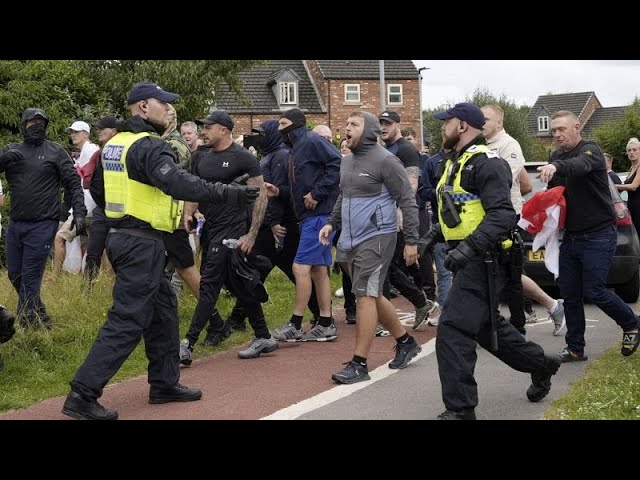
xmin=379 ymin=60 xmax=385 ymax=112
xmin=418 ymin=66 xmax=431 ymax=149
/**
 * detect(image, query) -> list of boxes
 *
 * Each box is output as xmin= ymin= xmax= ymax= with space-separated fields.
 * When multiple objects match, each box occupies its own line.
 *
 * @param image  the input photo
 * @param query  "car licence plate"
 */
xmin=528 ymin=250 xmax=545 ymax=262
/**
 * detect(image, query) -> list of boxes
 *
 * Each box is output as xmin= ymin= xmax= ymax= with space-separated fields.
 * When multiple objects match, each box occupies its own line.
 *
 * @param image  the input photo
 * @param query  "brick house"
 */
xmin=526 ymin=91 xmax=632 ymax=146
xmin=215 ymin=60 xmax=421 ymax=144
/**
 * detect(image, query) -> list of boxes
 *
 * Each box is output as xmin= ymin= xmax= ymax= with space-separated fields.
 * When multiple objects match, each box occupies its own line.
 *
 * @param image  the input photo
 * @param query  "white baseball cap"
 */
xmin=65 ymin=121 xmax=91 ymax=133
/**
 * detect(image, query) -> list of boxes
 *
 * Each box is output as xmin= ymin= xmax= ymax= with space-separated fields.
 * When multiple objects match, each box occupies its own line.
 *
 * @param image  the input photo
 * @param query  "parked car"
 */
xmin=521 ymin=162 xmax=640 ymax=302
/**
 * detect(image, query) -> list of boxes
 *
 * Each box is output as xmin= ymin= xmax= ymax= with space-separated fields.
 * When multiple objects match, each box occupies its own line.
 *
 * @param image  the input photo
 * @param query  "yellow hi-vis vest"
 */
xmin=437 ymin=144 xmax=497 ymax=241
xmin=102 ymin=131 xmax=183 ymax=233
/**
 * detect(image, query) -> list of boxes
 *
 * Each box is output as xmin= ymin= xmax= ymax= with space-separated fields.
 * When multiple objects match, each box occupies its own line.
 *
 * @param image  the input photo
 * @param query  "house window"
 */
xmin=279 ymin=82 xmax=297 ymax=105
xmin=538 ymin=116 xmax=549 ymax=131
xmin=344 ymin=84 xmax=360 ymax=103
xmin=388 ymin=84 xmax=403 ymax=105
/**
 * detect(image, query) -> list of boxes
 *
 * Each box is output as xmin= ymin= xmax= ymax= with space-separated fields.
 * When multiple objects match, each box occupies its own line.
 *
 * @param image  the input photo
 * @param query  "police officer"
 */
xmin=0 ymin=108 xmax=87 ymax=329
xmin=62 ymin=83 xmax=259 ymax=420
xmin=432 ymin=103 xmax=561 ymax=420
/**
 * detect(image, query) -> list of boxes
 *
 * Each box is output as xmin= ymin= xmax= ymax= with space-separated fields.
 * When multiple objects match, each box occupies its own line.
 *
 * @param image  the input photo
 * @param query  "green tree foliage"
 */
xmin=593 ymin=100 xmax=640 ymax=172
xmin=422 ymin=88 xmax=548 ymax=162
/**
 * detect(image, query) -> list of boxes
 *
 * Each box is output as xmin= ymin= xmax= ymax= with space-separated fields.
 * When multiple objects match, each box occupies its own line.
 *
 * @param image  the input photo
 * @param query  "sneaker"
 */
xmin=559 ymin=346 xmax=588 ymax=363
xmin=179 ymin=339 xmax=193 ymax=366
xmin=149 ymin=383 xmax=202 ymax=404
xmin=527 ymin=354 xmax=561 ymax=402
xmin=271 ymin=322 xmax=303 ymax=342
xmin=524 ymin=308 xmax=540 ymax=324
xmin=238 ymin=336 xmax=279 ymax=359
xmin=412 ymin=301 xmax=437 ymax=330
xmin=227 ymin=315 xmax=247 ymax=332
xmin=621 ymin=329 xmax=640 ymax=357
xmin=374 ymin=323 xmax=391 ymax=337
xmin=332 ymin=361 xmax=370 ymax=384
xmin=436 ymin=408 xmax=476 ymax=420
xmin=301 ymin=322 xmax=338 ymax=342
xmin=427 ymin=303 xmax=442 ymax=326
xmin=203 ymin=322 xmax=231 ymax=347
xmin=62 ymin=391 xmax=118 ymax=420
xmin=550 ymin=299 xmax=566 ymax=336
xmin=389 ymin=337 xmax=421 ymax=369
xmin=335 ymin=287 xmax=344 ymax=298
xmin=310 ymin=316 xmax=320 ymax=328
xmin=389 ymin=286 xmax=400 ymax=298
xmin=345 ymin=312 xmax=357 ymax=325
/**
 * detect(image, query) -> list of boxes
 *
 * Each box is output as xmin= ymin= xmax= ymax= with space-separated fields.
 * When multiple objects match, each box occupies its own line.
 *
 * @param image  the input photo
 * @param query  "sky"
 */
xmin=412 ymin=60 xmax=640 ymax=110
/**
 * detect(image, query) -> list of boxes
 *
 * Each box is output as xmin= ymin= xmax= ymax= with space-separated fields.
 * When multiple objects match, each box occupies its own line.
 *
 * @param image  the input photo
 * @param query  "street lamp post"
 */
xmin=418 ymin=66 xmax=431 ymax=149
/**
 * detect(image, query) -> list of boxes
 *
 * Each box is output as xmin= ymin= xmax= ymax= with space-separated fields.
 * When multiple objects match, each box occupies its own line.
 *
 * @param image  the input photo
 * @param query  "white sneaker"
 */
xmin=550 ymin=299 xmax=566 ymax=336
xmin=335 ymin=287 xmax=344 ymax=298
xmin=427 ymin=303 xmax=442 ymax=326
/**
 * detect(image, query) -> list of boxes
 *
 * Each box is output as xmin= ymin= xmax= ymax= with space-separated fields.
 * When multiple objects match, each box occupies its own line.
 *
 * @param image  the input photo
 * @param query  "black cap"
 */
xmin=251 ymin=126 xmax=265 ymax=134
xmin=127 ymin=82 xmax=179 ymax=105
xmin=280 ymin=108 xmax=307 ymax=128
xmin=195 ymin=111 xmax=234 ymax=130
xmin=433 ymin=102 xmax=485 ymax=130
xmin=378 ymin=110 xmax=401 ymax=124
xmin=95 ymin=116 xmax=119 ymax=129
xmin=21 ymin=108 xmax=49 ymax=124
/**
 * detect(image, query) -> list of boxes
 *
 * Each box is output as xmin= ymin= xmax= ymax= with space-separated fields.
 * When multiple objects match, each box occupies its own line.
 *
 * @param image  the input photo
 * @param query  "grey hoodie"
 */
xmin=328 ymin=112 xmax=418 ymax=251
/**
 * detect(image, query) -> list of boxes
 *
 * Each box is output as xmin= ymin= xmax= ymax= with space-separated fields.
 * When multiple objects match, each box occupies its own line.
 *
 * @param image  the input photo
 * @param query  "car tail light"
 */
xmin=614 ymin=201 xmax=633 ymax=225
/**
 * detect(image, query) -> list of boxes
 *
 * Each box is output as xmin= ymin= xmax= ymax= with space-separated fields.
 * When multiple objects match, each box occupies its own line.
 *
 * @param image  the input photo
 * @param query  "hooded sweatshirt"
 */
xmin=328 ymin=112 xmax=418 ymax=251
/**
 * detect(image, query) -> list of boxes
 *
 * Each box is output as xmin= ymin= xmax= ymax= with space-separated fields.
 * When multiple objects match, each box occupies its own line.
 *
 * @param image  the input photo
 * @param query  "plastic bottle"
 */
xmin=195 ymin=218 xmax=205 ymax=237
xmin=275 ymin=234 xmax=285 ymax=253
xmin=222 ymin=238 xmax=239 ymax=248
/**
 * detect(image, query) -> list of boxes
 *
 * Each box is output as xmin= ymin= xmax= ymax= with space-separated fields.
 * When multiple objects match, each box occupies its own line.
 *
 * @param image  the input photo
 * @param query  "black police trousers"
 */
xmin=436 ymin=255 xmax=547 ymax=412
xmin=71 ymin=232 xmax=180 ymax=401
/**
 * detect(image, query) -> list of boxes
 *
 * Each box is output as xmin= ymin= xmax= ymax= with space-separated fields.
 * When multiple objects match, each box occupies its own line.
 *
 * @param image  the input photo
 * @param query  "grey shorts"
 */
xmin=336 ymin=232 xmax=396 ymax=298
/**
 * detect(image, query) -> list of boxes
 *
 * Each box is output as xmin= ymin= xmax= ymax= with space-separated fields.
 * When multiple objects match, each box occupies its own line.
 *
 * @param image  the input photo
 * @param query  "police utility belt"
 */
xmin=108 ymin=227 xmax=163 ymax=241
xmin=446 ymin=231 xmax=522 ymax=266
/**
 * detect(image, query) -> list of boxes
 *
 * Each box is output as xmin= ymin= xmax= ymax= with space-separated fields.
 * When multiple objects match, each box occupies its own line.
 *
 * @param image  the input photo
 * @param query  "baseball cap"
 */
xmin=195 ymin=111 xmax=234 ymax=131
xmin=66 ymin=121 xmax=91 ymax=133
xmin=433 ymin=102 xmax=485 ymax=130
xmin=127 ymin=82 xmax=179 ymax=105
xmin=378 ymin=110 xmax=401 ymax=124
xmin=95 ymin=116 xmax=119 ymax=129
xmin=21 ymin=108 xmax=49 ymax=124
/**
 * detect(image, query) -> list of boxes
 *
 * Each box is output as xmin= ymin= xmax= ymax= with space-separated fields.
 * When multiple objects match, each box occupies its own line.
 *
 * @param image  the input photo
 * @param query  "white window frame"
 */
xmin=387 ymin=84 xmax=403 ymax=106
xmin=344 ymin=84 xmax=361 ymax=103
xmin=279 ymin=81 xmax=297 ymax=105
xmin=538 ymin=116 xmax=549 ymax=131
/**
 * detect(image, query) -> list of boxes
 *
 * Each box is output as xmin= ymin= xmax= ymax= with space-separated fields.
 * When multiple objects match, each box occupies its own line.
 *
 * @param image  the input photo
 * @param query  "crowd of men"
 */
xmin=1 ymin=81 xmax=639 ymax=421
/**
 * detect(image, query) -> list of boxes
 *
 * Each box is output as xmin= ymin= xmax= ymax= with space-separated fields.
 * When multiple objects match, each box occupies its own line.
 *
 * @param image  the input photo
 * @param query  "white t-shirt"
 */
xmin=487 ymin=129 xmax=526 ymax=215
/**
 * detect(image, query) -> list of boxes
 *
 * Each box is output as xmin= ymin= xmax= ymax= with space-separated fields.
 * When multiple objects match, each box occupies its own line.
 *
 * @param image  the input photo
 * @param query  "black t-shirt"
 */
xmin=192 ymin=142 xmax=261 ymax=244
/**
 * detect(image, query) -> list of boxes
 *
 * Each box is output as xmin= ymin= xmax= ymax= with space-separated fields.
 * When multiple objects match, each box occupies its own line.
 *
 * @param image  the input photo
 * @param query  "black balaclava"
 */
xmin=279 ymin=108 xmax=307 ymax=142
xmin=21 ymin=108 xmax=49 ymax=146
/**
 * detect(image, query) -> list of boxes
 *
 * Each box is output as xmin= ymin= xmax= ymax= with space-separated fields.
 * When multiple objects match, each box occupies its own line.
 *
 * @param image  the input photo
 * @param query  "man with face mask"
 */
xmin=62 ymin=83 xmax=259 ymax=420
xmin=0 ymin=108 xmax=87 ymax=329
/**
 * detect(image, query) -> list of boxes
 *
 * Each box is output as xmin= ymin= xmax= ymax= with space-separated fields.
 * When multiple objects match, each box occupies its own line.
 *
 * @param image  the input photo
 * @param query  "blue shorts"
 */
xmin=294 ymin=215 xmax=335 ymax=266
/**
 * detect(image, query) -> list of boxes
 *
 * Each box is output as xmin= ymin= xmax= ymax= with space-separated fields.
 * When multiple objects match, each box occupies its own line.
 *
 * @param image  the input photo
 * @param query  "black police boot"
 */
xmin=149 ymin=383 xmax=203 ymax=404
xmin=436 ymin=408 xmax=476 ymax=420
xmin=62 ymin=391 xmax=118 ymax=420
xmin=527 ymin=354 xmax=562 ymax=402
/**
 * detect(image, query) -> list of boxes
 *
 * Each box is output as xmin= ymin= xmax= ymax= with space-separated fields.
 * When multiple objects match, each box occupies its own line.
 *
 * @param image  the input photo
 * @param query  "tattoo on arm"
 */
xmin=406 ymin=166 xmax=419 ymax=192
xmin=247 ymin=175 xmax=267 ymax=239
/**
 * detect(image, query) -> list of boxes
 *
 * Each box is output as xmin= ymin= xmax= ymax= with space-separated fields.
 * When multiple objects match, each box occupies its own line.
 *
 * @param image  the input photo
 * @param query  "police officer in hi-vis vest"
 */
xmin=62 ymin=82 xmax=259 ymax=420
xmin=431 ymin=103 xmax=561 ymax=420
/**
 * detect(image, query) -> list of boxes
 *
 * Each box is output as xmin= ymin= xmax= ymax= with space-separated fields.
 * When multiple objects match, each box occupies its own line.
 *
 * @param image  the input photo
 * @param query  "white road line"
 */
xmin=261 ymin=338 xmax=437 ymax=420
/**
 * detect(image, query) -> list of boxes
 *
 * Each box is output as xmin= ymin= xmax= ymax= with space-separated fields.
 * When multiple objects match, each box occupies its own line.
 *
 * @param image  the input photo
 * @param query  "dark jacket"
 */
xmin=226 ymin=250 xmax=269 ymax=303
xmin=258 ymin=119 xmax=295 ymax=228
xmin=283 ymin=126 xmax=341 ymax=221
xmin=0 ymin=140 xmax=86 ymax=222
xmin=419 ymin=149 xmax=453 ymax=223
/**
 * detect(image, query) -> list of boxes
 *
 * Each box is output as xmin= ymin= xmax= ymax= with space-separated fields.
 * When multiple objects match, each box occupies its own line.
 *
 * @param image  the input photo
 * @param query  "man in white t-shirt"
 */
xmin=53 ymin=121 xmax=100 ymax=274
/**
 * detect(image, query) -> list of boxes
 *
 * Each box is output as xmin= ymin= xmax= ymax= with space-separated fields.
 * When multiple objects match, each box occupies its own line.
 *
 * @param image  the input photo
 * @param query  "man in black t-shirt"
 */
xmin=179 ymin=111 xmax=276 ymax=363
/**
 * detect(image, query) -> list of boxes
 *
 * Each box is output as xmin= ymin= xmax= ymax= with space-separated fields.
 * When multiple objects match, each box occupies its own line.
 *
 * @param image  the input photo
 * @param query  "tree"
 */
xmin=422 ymin=88 xmax=548 ymax=162
xmin=593 ymin=100 xmax=640 ymax=172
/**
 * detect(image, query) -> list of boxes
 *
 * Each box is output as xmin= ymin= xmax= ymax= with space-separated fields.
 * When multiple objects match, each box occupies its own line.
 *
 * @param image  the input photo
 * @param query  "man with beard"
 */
xmin=0 ymin=108 xmax=86 ymax=329
xmin=62 ymin=84 xmax=259 ymax=420
xmin=431 ymin=103 xmax=561 ymax=420
xmin=319 ymin=111 xmax=422 ymax=384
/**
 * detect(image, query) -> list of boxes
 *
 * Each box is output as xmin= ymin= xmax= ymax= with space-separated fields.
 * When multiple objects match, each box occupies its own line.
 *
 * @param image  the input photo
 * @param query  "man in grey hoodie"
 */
xmin=319 ymin=111 xmax=422 ymax=384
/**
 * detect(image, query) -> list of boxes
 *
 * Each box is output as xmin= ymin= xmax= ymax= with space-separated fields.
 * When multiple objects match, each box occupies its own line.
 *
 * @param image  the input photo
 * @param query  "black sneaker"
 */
xmin=527 ymin=354 xmax=562 ymax=402
xmin=149 ymin=383 xmax=203 ymax=404
xmin=559 ymin=346 xmax=588 ymax=363
xmin=203 ymin=322 xmax=231 ymax=347
xmin=332 ymin=361 xmax=370 ymax=384
xmin=621 ymin=329 xmax=640 ymax=357
xmin=389 ymin=337 xmax=421 ymax=369
xmin=436 ymin=408 xmax=476 ymax=420
xmin=62 ymin=391 xmax=118 ymax=420
xmin=227 ymin=317 xmax=247 ymax=332
xmin=345 ymin=312 xmax=356 ymax=325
